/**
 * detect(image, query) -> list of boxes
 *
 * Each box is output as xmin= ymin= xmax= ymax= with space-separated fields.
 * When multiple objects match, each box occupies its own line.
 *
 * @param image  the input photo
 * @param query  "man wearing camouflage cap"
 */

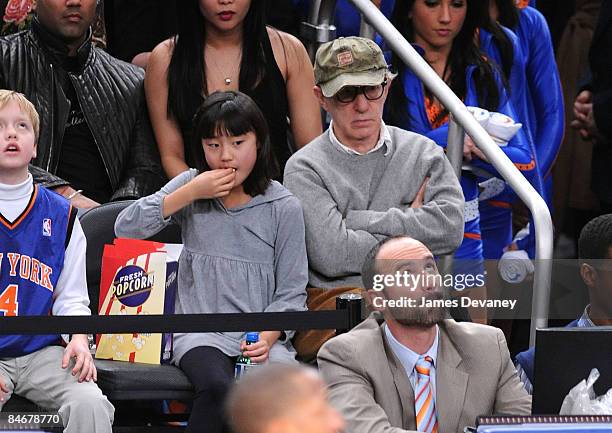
xmin=283 ymin=37 xmax=464 ymax=359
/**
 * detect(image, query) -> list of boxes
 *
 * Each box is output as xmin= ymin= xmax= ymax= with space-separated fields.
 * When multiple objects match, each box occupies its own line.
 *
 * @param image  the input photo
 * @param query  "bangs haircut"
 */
xmin=192 ymin=91 xmax=278 ymax=197
xmin=0 ymin=89 xmax=39 ymax=141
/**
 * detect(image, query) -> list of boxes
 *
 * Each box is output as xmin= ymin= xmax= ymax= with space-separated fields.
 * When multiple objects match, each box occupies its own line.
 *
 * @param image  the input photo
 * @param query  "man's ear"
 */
xmin=580 ymin=263 xmax=597 ymax=289
xmin=366 ymin=289 xmax=385 ymax=313
xmin=313 ymin=86 xmax=329 ymax=111
xmin=382 ymin=74 xmax=394 ymax=99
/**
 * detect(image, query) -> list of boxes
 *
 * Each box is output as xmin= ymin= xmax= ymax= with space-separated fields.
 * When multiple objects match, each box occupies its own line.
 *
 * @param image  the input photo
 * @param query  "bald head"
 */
xmin=378 ymin=237 xmax=433 ymax=262
xmin=226 ymin=364 xmax=344 ymax=433
xmin=362 ymin=236 xmax=433 ymax=290
xmin=362 ymin=236 xmax=446 ymax=327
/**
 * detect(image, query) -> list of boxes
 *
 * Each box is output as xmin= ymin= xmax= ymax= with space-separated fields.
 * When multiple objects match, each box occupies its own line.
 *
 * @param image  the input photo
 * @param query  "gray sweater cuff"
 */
xmin=157 ymin=194 xmax=172 ymax=224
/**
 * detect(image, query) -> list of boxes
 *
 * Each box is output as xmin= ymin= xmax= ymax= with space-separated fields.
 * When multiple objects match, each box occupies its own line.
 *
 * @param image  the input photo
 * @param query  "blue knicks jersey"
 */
xmin=0 ymin=185 xmax=77 ymax=357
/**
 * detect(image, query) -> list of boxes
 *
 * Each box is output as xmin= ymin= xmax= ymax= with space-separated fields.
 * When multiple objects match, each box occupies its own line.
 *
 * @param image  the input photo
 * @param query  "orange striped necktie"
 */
xmin=414 ymin=356 xmax=438 ymax=433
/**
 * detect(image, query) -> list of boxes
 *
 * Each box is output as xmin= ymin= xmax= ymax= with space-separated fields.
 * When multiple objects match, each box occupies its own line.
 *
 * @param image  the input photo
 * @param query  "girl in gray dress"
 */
xmin=115 ymin=91 xmax=308 ymax=433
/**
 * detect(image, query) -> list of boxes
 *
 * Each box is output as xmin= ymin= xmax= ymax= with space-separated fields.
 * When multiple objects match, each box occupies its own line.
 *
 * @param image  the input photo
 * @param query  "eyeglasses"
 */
xmin=334 ymin=79 xmax=388 ymax=103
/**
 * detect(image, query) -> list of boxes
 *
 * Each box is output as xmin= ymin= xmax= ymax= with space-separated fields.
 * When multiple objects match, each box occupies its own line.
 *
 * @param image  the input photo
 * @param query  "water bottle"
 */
xmin=234 ymin=332 xmax=259 ymax=380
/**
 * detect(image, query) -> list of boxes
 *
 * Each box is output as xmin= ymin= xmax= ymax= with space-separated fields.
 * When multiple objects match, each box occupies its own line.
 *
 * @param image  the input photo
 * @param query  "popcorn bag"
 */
xmin=95 ymin=238 xmax=181 ymax=365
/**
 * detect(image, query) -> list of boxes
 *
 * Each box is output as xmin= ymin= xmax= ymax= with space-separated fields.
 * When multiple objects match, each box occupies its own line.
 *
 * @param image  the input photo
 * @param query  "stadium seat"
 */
xmin=79 ymin=200 xmax=194 ymax=402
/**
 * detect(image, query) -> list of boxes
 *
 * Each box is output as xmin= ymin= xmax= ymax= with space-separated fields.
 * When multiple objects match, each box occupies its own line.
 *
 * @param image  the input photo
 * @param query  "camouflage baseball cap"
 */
xmin=314 ymin=36 xmax=390 ymax=98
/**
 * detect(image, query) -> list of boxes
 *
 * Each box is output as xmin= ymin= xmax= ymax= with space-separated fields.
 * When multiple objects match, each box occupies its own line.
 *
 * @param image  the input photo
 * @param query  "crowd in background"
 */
xmin=0 ymin=0 xmax=605 ymax=256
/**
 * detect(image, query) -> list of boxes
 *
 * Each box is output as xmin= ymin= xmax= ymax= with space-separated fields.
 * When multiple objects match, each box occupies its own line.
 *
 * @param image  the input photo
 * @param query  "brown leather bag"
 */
xmin=292 ymin=286 xmax=364 ymax=363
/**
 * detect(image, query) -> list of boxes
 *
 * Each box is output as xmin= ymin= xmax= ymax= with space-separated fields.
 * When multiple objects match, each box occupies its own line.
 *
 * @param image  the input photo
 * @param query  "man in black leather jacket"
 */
xmin=0 ymin=0 xmax=165 ymax=207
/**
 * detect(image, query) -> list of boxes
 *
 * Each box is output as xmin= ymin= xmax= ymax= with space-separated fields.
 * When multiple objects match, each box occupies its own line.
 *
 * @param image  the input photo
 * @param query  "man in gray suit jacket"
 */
xmin=318 ymin=236 xmax=531 ymax=433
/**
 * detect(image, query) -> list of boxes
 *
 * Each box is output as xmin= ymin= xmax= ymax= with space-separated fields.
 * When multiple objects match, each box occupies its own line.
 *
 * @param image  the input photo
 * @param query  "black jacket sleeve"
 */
xmin=29 ymin=164 xmax=70 ymax=190
xmin=110 ymin=98 xmax=166 ymax=200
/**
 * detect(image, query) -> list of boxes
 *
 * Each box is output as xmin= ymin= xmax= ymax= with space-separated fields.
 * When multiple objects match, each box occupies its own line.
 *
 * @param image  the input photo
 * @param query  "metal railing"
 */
xmin=302 ymin=0 xmax=554 ymax=347
xmin=301 ymin=0 xmax=338 ymax=60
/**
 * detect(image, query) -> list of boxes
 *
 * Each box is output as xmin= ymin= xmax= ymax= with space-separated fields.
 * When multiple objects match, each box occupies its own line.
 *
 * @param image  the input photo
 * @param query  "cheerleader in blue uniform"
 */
xmin=478 ymin=0 xmax=531 ymax=140
xmin=493 ymin=0 xmax=564 ymax=256
xmin=385 ymin=0 xmax=537 ymax=272
xmin=477 ymin=0 xmax=542 ymax=259
xmin=505 ymin=0 xmax=564 ymax=194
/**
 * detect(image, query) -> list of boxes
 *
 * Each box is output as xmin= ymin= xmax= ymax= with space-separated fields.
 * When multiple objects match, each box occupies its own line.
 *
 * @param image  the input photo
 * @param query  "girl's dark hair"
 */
xmin=477 ymin=0 xmax=515 ymax=81
xmin=167 ymin=0 xmax=269 ymax=132
xmin=387 ymin=0 xmax=501 ymax=129
xmin=192 ymin=91 xmax=278 ymax=197
xmin=494 ymin=0 xmax=520 ymax=29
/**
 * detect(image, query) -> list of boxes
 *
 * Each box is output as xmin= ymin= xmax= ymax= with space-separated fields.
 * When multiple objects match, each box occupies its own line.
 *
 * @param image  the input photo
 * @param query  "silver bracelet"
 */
xmin=67 ymin=189 xmax=83 ymax=200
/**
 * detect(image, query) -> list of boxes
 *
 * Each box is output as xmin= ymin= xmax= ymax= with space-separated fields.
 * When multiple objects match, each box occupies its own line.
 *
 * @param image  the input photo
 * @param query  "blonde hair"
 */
xmin=0 ymin=90 xmax=40 ymax=142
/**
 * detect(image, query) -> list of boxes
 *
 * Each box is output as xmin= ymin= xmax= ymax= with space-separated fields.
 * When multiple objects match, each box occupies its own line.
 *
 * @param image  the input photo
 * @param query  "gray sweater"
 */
xmin=115 ymin=169 xmax=308 ymax=365
xmin=283 ymin=125 xmax=464 ymax=289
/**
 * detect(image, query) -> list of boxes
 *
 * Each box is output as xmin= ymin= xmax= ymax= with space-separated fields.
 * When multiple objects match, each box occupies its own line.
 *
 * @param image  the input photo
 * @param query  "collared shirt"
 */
xmin=384 ymin=323 xmax=439 ymax=403
xmin=329 ymin=119 xmax=391 ymax=155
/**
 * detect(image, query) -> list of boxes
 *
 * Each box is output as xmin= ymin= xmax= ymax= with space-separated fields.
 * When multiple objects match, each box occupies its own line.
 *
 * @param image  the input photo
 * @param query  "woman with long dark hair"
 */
xmin=478 ymin=0 xmax=529 ymax=125
xmin=477 ymin=0 xmax=544 ymax=260
xmin=145 ymin=0 xmax=322 ymax=180
xmin=496 ymin=0 xmax=563 ymax=196
xmin=385 ymin=0 xmax=537 ymax=282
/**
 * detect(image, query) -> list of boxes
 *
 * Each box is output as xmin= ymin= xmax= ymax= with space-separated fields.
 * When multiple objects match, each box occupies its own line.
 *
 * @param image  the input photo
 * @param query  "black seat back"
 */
xmin=79 ymin=200 xmax=181 ymax=311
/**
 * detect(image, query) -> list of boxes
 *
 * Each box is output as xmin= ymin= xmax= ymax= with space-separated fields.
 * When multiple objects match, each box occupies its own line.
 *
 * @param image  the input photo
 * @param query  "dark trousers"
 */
xmin=180 ymin=346 xmax=235 ymax=433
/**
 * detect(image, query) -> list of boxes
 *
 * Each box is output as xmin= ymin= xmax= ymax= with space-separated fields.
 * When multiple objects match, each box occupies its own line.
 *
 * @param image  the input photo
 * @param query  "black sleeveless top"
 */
xmin=181 ymin=30 xmax=290 ymax=180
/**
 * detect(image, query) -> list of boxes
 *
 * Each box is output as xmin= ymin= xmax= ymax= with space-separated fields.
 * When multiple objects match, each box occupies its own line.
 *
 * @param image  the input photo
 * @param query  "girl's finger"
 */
xmin=212 ymin=168 xmax=235 ymax=177
xmin=244 ymin=346 xmax=267 ymax=356
xmin=217 ymin=171 xmax=237 ymax=183
xmin=249 ymin=354 xmax=269 ymax=364
xmin=246 ymin=346 xmax=269 ymax=358
xmin=219 ymin=179 xmax=235 ymax=190
xmin=245 ymin=341 xmax=266 ymax=351
xmin=216 ymin=185 xmax=234 ymax=196
xmin=244 ymin=342 xmax=268 ymax=357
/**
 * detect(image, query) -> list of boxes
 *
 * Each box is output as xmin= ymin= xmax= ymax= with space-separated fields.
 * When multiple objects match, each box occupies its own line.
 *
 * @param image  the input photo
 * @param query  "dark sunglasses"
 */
xmin=334 ymin=79 xmax=388 ymax=103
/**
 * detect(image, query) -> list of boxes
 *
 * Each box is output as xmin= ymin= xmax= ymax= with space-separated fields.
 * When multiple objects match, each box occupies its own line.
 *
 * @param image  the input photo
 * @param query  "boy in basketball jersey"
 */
xmin=0 ymin=90 xmax=114 ymax=432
